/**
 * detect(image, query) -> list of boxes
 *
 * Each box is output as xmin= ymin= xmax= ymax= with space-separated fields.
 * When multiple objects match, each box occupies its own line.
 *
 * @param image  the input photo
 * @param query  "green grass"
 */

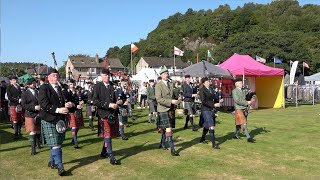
xmin=1 ymin=105 xmax=320 ymax=180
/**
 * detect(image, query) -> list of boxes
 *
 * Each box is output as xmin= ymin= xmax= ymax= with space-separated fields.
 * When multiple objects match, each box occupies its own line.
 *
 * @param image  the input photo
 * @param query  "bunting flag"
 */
xmin=51 ymin=52 xmax=58 ymax=70
xmin=303 ymin=62 xmax=310 ymax=69
xmin=274 ymin=57 xmax=283 ymax=64
xmin=174 ymin=46 xmax=184 ymax=56
xmin=131 ymin=43 xmax=138 ymax=53
xmin=256 ymin=55 xmax=266 ymax=64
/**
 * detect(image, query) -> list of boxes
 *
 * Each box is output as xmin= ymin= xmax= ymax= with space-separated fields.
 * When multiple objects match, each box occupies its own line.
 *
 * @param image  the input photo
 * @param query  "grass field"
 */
xmin=1 ymin=104 xmax=320 ymax=180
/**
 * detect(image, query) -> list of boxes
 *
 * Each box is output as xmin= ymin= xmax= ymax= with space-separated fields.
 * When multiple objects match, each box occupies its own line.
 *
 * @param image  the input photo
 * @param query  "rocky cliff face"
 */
xmin=183 ymin=37 xmax=216 ymax=50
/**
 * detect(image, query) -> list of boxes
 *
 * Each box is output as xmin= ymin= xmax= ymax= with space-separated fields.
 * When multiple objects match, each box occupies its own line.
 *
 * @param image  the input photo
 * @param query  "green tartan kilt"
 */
xmin=41 ymin=120 xmax=65 ymax=146
xmin=118 ymin=110 xmax=128 ymax=124
xmin=157 ymin=110 xmax=175 ymax=129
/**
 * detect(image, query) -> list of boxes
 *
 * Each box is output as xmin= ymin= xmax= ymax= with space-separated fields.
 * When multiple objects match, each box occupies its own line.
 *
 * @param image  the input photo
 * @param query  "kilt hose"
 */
xmin=67 ymin=113 xmax=84 ymax=128
xmin=25 ymin=117 xmax=41 ymax=133
xmin=235 ymin=109 xmax=247 ymax=125
xmin=98 ymin=117 xmax=119 ymax=138
xmin=41 ymin=120 xmax=65 ymax=146
xmin=184 ymin=102 xmax=196 ymax=115
xmin=157 ymin=110 xmax=176 ymax=129
xmin=9 ymin=106 xmax=24 ymax=122
xmin=201 ymin=111 xmax=215 ymax=128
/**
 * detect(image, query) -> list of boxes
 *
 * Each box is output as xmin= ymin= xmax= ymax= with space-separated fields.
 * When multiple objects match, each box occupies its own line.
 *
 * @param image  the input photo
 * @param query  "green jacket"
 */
xmin=232 ymin=87 xmax=248 ymax=110
xmin=155 ymin=80 xmax=174 ymax=112
xmin=147 ymin=86 xmax=156 ymax=103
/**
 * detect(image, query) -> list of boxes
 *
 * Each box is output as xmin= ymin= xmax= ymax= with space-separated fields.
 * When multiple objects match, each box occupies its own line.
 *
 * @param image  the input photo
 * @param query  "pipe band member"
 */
xmin=115 ymin=78 xmax=129 ymax=140
xmin=93 ymin=68 xmax=122 ymax=165
xmin=199 ymin=77 xmax=221 ymax=149
xmin=155 ymin=66 xmax=180 ymax=156
xmin=21 ymin=77 xmax=42 ymax=155
xmin=183 ymin=74 xmax=198 ymax=131
xmin=65 ymin=80 xmax=85 ymax=149
xmin=147 ymin=79 xmax=158 ymax=123
xmin=85 ymin=82 xmax=95 ymax=130
xmin=232 ymin=78 xmax=255 ymax=143
xmin=39 ymin=69 xmax=73 ymax=176
xmin=7 ymin=75 xmax=24 ymax=139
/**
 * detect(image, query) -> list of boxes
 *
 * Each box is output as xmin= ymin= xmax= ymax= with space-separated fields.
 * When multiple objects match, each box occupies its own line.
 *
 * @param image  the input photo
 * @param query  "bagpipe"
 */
xmin=242 ymin=86 xmax=257 ymax=101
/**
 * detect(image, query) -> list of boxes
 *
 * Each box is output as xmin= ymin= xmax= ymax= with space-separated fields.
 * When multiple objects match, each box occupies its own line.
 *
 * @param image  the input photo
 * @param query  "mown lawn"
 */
xmin=1 ymin=104 xmax=320 ymax=180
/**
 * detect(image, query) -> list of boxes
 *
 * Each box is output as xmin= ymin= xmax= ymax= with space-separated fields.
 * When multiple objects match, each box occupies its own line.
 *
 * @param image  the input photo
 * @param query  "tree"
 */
xmin=58 ymin=62 xmax=66 ymax=79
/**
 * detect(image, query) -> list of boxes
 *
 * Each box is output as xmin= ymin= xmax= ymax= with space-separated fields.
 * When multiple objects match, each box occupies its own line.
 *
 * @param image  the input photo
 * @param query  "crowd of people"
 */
xmin=0 ymin=66 xmax=256 ymax=176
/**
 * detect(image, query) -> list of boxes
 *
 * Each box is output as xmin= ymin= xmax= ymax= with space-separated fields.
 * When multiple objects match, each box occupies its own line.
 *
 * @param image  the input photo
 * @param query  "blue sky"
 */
xmin=1 ymin=0 xmax=319 ymax=67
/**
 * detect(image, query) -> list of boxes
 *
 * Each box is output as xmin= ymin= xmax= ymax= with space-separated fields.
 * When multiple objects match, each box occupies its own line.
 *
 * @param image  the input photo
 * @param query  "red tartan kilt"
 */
xmin=98 ymin=116 xmax=119 ymax=138
xmin=25 ymin=117 xmax=41 ymax=133
xmin=67 ymin=113 xmax=84 ymax=128
xmin=9 ymin=106 xmax=24 ymax=122
xmin=235 ymin=109 xmax=247 ymax=125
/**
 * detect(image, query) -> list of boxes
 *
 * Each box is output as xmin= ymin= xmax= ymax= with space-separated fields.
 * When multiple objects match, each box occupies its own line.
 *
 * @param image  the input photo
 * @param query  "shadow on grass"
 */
xmin=215 ymin=126 xmax=270 ymax=146
xmin=64 ymin=142 xmax=159 ymax=175
xmin=175 ymin=137 xmax=201 ymax=154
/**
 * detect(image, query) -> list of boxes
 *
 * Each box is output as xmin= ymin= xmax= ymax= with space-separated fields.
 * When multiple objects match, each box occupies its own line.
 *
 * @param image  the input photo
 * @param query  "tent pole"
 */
xmin=295 ymin=84 xmax=298 ymax=107
xmin=282 ymin=75 xmax=285 ymax=109
xmin=313 ymin=84 xmax=315 ymax=106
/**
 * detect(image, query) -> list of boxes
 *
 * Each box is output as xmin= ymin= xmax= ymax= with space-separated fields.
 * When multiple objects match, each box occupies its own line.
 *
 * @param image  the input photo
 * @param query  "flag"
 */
xmin=255 ymin=55 xmax=266 ymax=64
xmin=174 ymin=46 xmax=184 ymax=56
xmin=51 ymin=52 xmax=58 ymax=70
xmin=131 ymin=43 xmax=138 ymax=53
xmin=303 ymin=62 xmax=310 ymax=69
xmin=274 ymin=58 xmax=282 ymax=64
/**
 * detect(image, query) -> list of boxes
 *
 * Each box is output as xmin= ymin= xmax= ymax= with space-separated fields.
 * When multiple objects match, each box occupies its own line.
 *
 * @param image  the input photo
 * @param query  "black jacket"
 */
xmin=7 ymin=84 xmax=22 ymax=106
xmin=93 ymin=82 xmax=116 ymax=118
xmin=199 ymin=86 xmax=219 ymax=112
xmin=86 ymin=89 xmax=94 ymax=104
xmin=183 ymin=82 xmax=195 ymax=102
xmin=21 ymin=88 xmax=39 ymax=118
xmin=39 ymin=84 xmax=66 ymax=122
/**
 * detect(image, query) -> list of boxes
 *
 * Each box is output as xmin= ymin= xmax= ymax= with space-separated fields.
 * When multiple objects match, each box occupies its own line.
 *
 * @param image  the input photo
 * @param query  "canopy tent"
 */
xmin=131 ymin=68 xmax=160 ymax=82
xmin=0 ymin=77 xmax=10 ymax=83
xmin=305 ymin=72 xmax=320 ymax=82
xmin=219 ymin=53 xmax=285 ymax=108
xmin=18 ymin=74 xmax=34 ymax=84
xmin=183 ymin=60 xmax=233 ymax=78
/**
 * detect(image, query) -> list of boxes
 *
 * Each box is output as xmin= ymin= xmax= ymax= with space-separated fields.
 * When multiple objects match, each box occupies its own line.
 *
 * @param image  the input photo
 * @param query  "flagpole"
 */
xmin=173 ymin=50 xmax=176 ymax=77
xmin=130 ymin=43 xmax=133 ymax=75
xmin=273 ymin=58 xmax=275 ymax=68
xmin=303 ymin=63 xmax=304 ymax=76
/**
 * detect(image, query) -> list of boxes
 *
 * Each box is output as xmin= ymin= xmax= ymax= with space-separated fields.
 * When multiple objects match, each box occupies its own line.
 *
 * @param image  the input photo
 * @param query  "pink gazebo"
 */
xmin=219 ymin=53 xmax=285 ymax=108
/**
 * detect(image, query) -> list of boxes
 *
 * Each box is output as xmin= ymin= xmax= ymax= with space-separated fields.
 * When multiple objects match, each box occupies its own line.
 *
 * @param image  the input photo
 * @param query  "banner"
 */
xmin=290 ymin=61 xmax=299 ymax=84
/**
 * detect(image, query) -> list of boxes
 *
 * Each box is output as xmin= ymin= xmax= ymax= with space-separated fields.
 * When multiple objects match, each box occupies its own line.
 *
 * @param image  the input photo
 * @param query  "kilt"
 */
xmin=67 ymin=112 xmax=84 ymax=128
xmin=41 ymin=120 xmax=65 ymax=146
xmin=157 ymin=110 xmax=175 ymax=129
xmin=201 ymin=111 xmax=215 ymax=128
xmin=148 ymin=101 xmax=157 ymax=113
xmin=86 ymin=104 xmax=96 ymax=117
xmin=25 ymin=117 xmax=41 ymax=133
xmin=235 ymin=109 xmax=247 ymax=125
xmin=118 ymin=108 xmax=128 ymax=124
xmin=184 ymin=102 xmax=196 ymax=115
xmin=9 ymin=106 xmax=24 ymax=122
xmin=98 ymin=116 xmax=119 ymax=138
